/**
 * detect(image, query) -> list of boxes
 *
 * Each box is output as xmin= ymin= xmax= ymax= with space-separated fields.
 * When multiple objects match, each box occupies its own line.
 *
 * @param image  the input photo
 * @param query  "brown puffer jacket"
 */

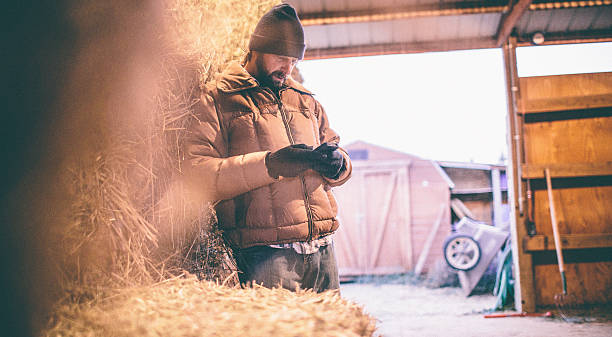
xmin=184 ymin=61 xmax=352 ymax=249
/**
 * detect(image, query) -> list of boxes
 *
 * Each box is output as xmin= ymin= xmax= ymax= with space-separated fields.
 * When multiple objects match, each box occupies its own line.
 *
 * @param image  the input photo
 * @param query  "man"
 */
xmin=184 ymin=3 xmax=351 ymax=292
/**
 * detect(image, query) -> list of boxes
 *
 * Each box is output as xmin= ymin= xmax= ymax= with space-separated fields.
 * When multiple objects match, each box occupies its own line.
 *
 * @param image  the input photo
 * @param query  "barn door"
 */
xmin=333 ymin=162 xmax=412 ymax=275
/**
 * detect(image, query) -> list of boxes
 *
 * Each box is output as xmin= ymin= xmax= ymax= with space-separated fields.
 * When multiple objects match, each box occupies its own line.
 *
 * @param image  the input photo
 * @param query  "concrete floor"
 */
xmin=340 ymin=282 xmax=612 ymax=337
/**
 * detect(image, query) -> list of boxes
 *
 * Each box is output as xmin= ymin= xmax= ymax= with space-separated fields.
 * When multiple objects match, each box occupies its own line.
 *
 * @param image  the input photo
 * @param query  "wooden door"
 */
xmin=333 ymin=161 xmax=413 ymax=276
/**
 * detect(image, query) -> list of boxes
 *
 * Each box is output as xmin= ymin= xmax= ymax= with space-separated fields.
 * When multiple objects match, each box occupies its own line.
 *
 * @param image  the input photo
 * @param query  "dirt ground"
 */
xmin=340 ymin=281 xmax=612 ymax=337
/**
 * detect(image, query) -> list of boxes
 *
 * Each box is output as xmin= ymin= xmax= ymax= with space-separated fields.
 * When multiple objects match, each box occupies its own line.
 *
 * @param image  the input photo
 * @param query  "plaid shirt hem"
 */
xmin=269 ymin=235 xmax=333 ymax=255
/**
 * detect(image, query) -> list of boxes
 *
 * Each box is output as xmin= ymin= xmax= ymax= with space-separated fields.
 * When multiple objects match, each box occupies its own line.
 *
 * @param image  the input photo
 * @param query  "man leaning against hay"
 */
xmin=184 ymin=4 xmax=352 ymax=293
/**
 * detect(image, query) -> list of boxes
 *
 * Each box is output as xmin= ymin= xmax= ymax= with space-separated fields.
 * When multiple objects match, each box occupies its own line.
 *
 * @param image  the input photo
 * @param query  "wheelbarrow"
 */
xmin=443 ymin=217 xmax=509 ymax=296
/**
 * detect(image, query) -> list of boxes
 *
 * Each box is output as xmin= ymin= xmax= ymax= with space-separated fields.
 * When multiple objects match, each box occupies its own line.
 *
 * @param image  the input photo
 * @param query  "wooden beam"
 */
xmin=299 ymin=1 xmax=507 ymax=26
xmin=503 ymin=36 xmax=537 ymax=313
xmin=451 ymin=198 xmax=476 ymax=219
xmin=521 ymin=162 xmax=612 ymax=179
xmin=524 ymin=233 xmax=612 ymax=251
xmin=496 ymin=0 xmax=533 ymax=46
xmin=304 ymin=38 xmax=497 ymax=60
xmin=518 ymin=72 xmax=612 ymax=113
xmin=519 ymin=95 xmax=612 ymax=114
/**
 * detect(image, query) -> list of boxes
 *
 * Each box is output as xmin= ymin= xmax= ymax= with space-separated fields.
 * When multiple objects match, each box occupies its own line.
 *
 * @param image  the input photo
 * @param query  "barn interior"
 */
xmin=2 ymin=0 xmax=611 ymax=336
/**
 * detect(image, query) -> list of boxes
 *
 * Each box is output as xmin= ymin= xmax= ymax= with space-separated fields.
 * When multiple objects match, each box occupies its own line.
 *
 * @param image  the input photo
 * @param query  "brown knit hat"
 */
xmin=248 ymin=3 xmax=305 ymax=60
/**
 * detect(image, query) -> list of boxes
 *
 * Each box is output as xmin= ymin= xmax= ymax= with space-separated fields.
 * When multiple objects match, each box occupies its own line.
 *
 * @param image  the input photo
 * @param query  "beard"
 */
xmin=254 ymin=57 xmax=287 ymax=90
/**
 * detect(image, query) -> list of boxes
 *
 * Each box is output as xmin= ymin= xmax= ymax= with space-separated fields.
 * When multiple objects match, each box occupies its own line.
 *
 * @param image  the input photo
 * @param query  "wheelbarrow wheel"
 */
xmin=443 ymin=234 xmax=482 ymax=271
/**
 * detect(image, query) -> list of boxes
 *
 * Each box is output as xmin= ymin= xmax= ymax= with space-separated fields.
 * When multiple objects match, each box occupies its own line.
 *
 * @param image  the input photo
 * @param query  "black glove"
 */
xmin=312 ymin=142 xmax=345 ymax=179
xmin=265 ymin=144 xmax=320 ymax=178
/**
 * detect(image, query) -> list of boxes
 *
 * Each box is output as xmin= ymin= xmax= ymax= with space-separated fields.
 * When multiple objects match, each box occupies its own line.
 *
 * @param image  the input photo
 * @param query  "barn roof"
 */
xmin=437 ymin=160 xmax=507 ymax=171
xmin=284 ymin=0 xmax=612 ymax=59
xmin=343 ymin=140 xmax=455 ymax=188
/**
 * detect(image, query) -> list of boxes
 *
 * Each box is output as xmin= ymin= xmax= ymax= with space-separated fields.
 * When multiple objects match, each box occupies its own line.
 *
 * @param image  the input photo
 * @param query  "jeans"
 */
xmin=235 ymin=244 xmax=340 ymax=293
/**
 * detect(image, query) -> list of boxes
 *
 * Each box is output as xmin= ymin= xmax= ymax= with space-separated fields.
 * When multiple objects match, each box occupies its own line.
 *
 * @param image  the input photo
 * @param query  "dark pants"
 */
xmin=235 ymin=244 xmax=340 ymax=293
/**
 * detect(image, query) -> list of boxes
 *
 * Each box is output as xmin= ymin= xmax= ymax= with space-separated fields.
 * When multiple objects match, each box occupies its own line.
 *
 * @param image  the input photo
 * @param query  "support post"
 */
xmin=502 ymin=36 xmax=536 ymax=312
xmin=492 ymin=168 xmax=503 ymax=227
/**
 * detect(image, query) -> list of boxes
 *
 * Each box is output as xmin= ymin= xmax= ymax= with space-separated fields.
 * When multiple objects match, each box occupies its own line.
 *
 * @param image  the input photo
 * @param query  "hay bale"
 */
xmin=45 ymin=276 xmax=377 ymax=337
xmin=12 ymin=0 xmax=383 ymax=335
xmin=60 ymin=0 xmax=280 ymax=289
xmin=36 ymin=1 xmax=379 ymax=336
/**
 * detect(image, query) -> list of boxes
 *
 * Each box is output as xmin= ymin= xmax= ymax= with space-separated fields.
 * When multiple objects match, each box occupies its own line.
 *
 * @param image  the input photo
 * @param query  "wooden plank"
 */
xmin=398 ymin=166 xmax=414 ymax=270
xmin=522 ymin=162 xmax=612 ymax=179
xmin=334 ymin=171 xmax=365 ymax=272
xmin=520 ymin=95 xmax=612 ymax=114
xmin=533 ymin=186 xmax=612 ymax=236
xmin=451 ymin=198 xmax=476 ymax=219
xmin=450 ymin=199 xmax=465 ymax=219
xmin=518 ymin=72 xmax=612 ymax=114
xmin=523 ymin=117 xmax=612 ymax=165
xmin=524 ymin=233 xmax=612 ymax=252
xmin=358 ymin=171 xmax=369 ymax=274
xmin=369 ymin=172 xmax=397 ymax=268
xmin=414 ymin=204 xmax=445 ymax=276
xmin=535 ymin=262 xmax=612 ymax=306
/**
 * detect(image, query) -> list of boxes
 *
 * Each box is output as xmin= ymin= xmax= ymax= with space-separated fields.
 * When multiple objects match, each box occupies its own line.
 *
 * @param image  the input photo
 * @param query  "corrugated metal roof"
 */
xmin=284 ymin=0 xmax=612 ymax=59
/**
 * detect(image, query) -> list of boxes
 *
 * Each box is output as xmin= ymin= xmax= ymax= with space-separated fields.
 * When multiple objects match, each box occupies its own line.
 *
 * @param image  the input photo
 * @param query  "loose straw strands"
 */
xmin=45 ymin=276 xmax=377 ymax=337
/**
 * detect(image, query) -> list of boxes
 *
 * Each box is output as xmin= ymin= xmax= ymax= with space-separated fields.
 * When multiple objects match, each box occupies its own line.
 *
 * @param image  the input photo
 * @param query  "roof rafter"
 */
xmin=304 ymin=38 xmax=497 ymax=60
xmin=299 ymin=1 xmax=508 ymax=26
xmin=495 ymin=0 xmax=533 ymax=47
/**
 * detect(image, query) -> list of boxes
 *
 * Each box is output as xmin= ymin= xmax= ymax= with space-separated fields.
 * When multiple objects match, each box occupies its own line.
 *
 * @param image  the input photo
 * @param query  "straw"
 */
xmin=45 ymin=275 xmax=377 ymax=337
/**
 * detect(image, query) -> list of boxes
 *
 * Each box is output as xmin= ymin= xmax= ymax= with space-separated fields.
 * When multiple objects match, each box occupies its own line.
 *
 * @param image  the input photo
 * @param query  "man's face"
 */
xmin=253 ymin=52 xmax=298 ymax=90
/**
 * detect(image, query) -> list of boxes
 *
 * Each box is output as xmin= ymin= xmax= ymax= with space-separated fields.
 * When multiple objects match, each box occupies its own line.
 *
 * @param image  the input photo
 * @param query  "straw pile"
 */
xmin=42 ymin=0 xmax=378 ymax=336
xmin=59 ymin=0 xmax=283 ymax=289
xmin=46 ymin=276 xmax=377 ymax=337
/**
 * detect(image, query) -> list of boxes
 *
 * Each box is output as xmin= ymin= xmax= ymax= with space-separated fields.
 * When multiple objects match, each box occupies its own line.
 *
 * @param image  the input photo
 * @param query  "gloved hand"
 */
xmin=265 ymin=144 xmax=320 ymax=178
xmin=312 ymin=142 xmax=345 ymax=179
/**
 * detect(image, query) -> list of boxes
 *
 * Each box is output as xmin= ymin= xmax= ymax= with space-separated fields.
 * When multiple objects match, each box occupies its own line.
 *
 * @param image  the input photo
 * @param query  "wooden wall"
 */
xmin=463 ymin=198 xmax=493 ymax=224
xmin=409 ymin=160 xmax=452 ymax=272
xmin=443 ymin=167 xmax=492 ymax=191
xmin=512 ymin=71 xmax=612 ymax=308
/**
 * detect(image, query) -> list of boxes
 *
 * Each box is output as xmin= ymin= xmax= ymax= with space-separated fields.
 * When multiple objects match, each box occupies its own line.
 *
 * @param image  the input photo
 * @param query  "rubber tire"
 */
xmin=443 ymin=234 xmax=482 ymax=271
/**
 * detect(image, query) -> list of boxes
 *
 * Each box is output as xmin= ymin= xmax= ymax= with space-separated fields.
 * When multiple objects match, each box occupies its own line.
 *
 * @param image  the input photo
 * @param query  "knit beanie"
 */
xmin=248 ymin=3 xmax=305 ymax=60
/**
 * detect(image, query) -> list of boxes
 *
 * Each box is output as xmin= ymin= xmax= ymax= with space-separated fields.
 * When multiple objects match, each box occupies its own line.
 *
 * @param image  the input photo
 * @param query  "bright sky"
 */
xmin=298 ymin=42 xmax=612 ymax=164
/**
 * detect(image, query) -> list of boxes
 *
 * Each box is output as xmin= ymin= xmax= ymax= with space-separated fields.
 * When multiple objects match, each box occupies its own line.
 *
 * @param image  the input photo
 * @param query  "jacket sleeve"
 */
xmin=315 ymin=100 xmax=352 ymax=187
xmin=183 ymin=91 xmax=278 ymax=202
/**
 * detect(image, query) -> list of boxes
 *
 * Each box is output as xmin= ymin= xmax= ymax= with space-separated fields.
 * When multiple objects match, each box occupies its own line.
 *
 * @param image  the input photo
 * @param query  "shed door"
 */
xmin=333 ymin=162 xmax=412 ymax=275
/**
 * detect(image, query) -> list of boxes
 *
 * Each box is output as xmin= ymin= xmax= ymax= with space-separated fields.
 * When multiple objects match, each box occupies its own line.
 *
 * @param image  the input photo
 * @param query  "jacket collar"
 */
xmin=216 ymin=61 xmax=313 ymax=95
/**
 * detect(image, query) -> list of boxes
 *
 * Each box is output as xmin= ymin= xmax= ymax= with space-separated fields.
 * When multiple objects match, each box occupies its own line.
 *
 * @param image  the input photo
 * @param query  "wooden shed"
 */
xmin=504 ymin=63 xmax=612 ymax=310
xmin=333 ymin=141 xmax=453 ymax=276
xmin=438 ymin=161 xmax=509 ymax=227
